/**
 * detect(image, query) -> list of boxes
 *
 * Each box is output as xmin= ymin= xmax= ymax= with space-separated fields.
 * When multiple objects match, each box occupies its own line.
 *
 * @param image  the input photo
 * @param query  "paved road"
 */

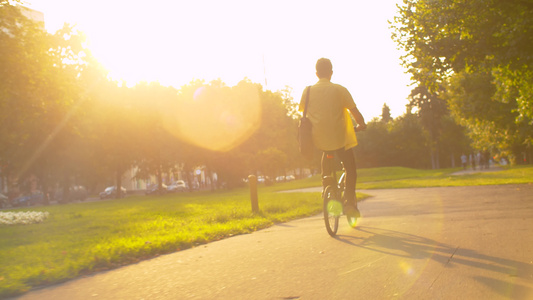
xmin=16 ymin=185 xmax=533 ymax=299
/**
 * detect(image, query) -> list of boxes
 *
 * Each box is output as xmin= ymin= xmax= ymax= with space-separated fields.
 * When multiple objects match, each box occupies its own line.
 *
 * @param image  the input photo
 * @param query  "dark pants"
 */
xmin=321 ymin=147 xmax=357 ymax=205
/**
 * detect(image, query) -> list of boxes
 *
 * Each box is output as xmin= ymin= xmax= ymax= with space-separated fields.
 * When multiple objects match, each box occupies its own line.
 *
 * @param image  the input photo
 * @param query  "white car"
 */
xmin=99 ymin=186 xmax=127 ymax=199
xmin=167 ymin=180 xmax=187 ymax=192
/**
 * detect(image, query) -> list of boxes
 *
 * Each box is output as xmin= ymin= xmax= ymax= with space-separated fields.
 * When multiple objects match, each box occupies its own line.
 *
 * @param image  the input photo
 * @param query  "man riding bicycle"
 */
xmin=299 ymin=58 xmax=367 ymax=219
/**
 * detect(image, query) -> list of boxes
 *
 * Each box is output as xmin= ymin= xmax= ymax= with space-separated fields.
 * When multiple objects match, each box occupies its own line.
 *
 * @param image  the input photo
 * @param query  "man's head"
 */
xmin=316 ymin=58 xmax=333 ymax=79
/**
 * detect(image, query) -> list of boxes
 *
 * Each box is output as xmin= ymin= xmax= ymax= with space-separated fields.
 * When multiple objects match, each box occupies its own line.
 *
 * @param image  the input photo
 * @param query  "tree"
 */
xmin=231 ymin=81 xmax=301 ymax=181
xmin=0 ymin=5 xmax=97 ymax=199
xmin=0 ymin=2 xmax=326 ymax=195
xmin=0 ymin=4 xmax=51 ymax=184
xmin=381 ymin=103 xmax=393 ymax=123
xmin=392 ymin=0 xmax=533 ymax=164
xmin=388 ymin=112 xmax=431 ymax=168
xmin=256 ymin=147 xmax=287 ymax=183
xmin=127 ymin=82 xmax=182 ymax=194
xmin=407 ymin=84 xmax=449 ymax=169
xmin=355 ymin=113 xmax=428 ymax=169
xmin=445 ymin=69 xmax=530 ymax=162
xmin=354 ymin=118 xmax=393 ymax=168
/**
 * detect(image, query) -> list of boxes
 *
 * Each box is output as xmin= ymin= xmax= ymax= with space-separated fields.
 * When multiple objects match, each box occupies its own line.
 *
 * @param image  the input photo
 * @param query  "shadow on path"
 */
xmin=334 ymin=226 xmax=532 ymax=281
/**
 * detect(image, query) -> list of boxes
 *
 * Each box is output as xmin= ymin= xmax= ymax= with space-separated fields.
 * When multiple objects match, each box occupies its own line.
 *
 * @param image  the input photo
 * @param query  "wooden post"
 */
xmin=248 ymin=175 xmax=258 ymax=213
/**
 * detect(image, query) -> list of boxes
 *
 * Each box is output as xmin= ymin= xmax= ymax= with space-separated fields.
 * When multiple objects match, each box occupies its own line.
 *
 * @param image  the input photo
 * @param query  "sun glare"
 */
xmin=28 ymin=0 xmax=411 ymax=119
xmin=162 ymin=83 xmax=261 ymax=152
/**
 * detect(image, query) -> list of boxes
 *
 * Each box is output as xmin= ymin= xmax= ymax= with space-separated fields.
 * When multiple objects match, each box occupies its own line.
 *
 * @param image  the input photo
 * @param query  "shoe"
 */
xmin=344 ymin=203 xmax=361 ymax=219
xmin=344 ymin=203 xmax=360 ymax=228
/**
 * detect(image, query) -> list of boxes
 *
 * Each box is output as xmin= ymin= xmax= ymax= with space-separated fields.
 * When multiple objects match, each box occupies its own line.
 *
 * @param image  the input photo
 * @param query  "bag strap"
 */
xmin=303 ymin=86 xmax=311 ymax=118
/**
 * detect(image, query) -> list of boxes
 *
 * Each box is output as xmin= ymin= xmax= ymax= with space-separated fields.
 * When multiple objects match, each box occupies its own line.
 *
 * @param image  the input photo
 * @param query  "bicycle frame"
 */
xmin=322 ymin=153 xmax=345 ymax=200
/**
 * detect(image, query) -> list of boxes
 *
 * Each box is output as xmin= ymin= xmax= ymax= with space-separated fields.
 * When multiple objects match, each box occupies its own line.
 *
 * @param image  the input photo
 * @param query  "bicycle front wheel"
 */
xmin=323 ymin=185 xmax=340 ymax=237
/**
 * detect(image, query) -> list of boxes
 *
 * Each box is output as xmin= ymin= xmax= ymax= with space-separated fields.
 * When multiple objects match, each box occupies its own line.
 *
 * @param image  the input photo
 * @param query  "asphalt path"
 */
xmin=16 ymin=184 xmax=533 ymax=300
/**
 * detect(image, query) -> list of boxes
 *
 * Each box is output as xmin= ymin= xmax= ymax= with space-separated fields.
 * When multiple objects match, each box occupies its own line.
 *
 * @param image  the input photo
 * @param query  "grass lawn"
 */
xmin=358 ymin=165 xmax=533 ymax=189
xmin=1 ymin=165 xmax=532 ymax=297
xmin=269 ymin=165 xmax=533 ymax=191
xmin=0 ymin=190 xmax=325 ymax=298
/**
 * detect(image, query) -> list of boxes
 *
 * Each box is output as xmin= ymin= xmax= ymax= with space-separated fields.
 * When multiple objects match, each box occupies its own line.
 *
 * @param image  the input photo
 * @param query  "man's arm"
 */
xmin=349 ymin=106 xmax=366 ymax=131
xmin=298 ymin=88 xmax=309 ymax=113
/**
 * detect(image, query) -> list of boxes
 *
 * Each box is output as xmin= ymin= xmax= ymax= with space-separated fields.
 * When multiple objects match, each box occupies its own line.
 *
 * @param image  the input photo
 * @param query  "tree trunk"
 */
xmin=116 ymin=163 xmax=122 ymax=199
xmin=451 ymin=153 xmax=455 ymax=168
xmin=41 ymin=172 xmax=50 ymax=205
xmin=208 ymin=168 xmax=216 ymax=191
xmin=157 ymin=165 xmax=163 ymax=195
xmin=62 ymin=172 xmax=70 ymax=203
xmin=430 ymin=147 xmax=440 ymax=169
xmin=430 ymin=150 xmax=436 ymax=169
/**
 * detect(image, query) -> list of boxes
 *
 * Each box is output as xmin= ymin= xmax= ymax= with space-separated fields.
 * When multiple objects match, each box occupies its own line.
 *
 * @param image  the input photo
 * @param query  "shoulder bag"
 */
xmin=298 ymin=86 xmax=314 ymax=160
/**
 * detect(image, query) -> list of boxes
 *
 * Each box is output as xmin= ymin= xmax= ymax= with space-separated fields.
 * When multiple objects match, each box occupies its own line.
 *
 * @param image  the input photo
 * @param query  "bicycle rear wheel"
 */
xmin=323 ymin=186 xmax=340 ymax=237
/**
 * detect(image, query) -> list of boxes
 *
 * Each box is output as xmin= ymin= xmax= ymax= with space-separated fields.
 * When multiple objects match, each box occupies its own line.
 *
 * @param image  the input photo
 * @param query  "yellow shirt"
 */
xmin=299 ymin=78 xmax=358 ymax=151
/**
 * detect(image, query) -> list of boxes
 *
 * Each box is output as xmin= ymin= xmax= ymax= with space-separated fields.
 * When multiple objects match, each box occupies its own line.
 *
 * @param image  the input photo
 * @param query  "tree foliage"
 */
xmin=10 ymin=1 xmax=533 ymax=203
xmin=392 ymin=0 xmax=533 ymax=163
xmin=381 ymin=103 xmax=393 ymax=123
xmin=355 ymin=110 xmax=470 ymax=169
xmin=0 ymin=5 xmax=98 ymax=198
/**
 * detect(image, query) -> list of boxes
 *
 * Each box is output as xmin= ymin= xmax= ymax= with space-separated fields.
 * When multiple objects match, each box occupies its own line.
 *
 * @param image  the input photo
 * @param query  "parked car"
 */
xmin=167 ymin=180 xmax=187 ymax=193
xmin=276 ymin=175 xmax=296 ymax=182
xmin=257 ymin=176 xmax=272 ymax=185
xmin=99 ymin=186 xmax=127 ymax=199
xmin=12 ymin=191 xmax=44 ymax=207
xmin=145 ymin=183 xmax=168 ymax=195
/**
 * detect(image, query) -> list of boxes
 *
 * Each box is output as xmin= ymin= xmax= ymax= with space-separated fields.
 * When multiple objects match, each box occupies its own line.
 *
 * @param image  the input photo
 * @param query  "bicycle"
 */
xmin=322 ymin=127 xmax=364 ymax=237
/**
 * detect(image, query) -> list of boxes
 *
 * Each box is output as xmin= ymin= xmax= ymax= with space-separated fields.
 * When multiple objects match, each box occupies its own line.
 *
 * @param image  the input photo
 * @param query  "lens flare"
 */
xmin=193 ymin=86 xmax=206 ymax=101
xmin=347 ymin=215 xmax=358 ymax=228
xmin=327 ymin=200 xmax=343 ymax=217
xmin=399 ymin=261 xmax=415 ymax=275
xmin=162 ymin=83 xmax=261 ymax=152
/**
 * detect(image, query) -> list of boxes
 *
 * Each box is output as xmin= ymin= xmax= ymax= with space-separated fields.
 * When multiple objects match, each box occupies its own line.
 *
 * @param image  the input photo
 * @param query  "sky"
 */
xmin=24 ymin=0 xmax=412 ymax=120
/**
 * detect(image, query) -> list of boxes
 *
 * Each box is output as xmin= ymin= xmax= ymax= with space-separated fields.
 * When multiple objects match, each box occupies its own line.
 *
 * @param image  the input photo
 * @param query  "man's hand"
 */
xmin=349 ymin=107 xmax=366 ymax=133
xmin=354 ymin=124 xmax=367 ymax=132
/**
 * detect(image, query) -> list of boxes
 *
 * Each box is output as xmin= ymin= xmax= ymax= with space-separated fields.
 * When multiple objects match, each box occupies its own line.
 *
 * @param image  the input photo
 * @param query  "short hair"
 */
xmin=316 ymin=58 xmax=333 ymax=78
